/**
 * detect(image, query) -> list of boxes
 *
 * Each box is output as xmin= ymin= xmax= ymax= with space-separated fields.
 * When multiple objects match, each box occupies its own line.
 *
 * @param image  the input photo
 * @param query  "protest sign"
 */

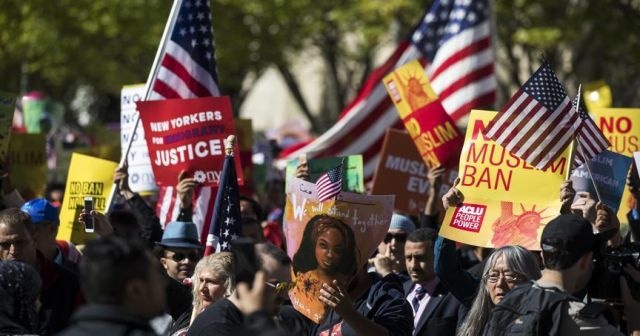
xmin=57 ymin=153 xmax=119 ymax=244
xmin=635 ymin=152 xmax=640 ymax=176
xmin=371 ymin=129 xmax=457 ymax=216
xmin=121 ymin=84 xmax=157 ymax=193
xmin=8 ymin=134 xmax=46 ymax=199
xmin=284 ymin=177 xmax=394 ymax=324
xmin=571 ymin=150 xmax=632 ymax=212
xmin=440 ymin=110 xmax=571 ymax=250
xmin=136 ymin=96 xmax=243 ymax=187
xmin=0 ymin=92 xmax=16 ymax=159
xmin=285 ymin=155 xmax=364 ymax=194
xmin=591 ymin=108 xmax=640 ymax=225
xmin=382 ymin=60 xmax=463 ymax=168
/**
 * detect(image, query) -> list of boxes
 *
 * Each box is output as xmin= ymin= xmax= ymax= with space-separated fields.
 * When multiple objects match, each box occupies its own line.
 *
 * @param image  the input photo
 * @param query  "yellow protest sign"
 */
xmin=440 ymin=110 xmax=571 ymax=250
xmin=8 ymin=134 xmax=46 ymax=199
xmin=57 ymin=153 xmax=118 ymax=244
xmin=592 ymin=108 xmax=640 ymax=226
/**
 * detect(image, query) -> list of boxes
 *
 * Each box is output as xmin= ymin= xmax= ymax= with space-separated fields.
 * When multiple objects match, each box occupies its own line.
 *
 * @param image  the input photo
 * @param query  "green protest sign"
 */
xmin=286 ymin=155 xmax=364 ymax=193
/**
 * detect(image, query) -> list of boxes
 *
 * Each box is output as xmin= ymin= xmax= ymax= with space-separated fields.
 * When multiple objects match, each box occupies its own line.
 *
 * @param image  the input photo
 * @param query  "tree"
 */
xmin=1 ymin=0 xmax=638 ymax=133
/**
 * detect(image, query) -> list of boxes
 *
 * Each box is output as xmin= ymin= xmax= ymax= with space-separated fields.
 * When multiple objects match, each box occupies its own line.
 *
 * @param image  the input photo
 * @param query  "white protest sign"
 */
xmin=121 ymin=84 xmax=157 ymax=192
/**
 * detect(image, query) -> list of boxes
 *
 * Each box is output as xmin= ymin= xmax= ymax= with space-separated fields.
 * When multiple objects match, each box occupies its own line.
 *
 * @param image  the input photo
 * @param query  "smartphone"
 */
xmin=231 ymin=237 xmax=258 ymax=287
xmin=83 ymin=197 xmax=95 ymax=233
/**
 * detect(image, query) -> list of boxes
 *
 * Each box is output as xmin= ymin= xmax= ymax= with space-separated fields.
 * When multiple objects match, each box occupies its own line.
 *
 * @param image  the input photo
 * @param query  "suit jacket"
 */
xmin=404 ymin=279 xmax=467 ymax=336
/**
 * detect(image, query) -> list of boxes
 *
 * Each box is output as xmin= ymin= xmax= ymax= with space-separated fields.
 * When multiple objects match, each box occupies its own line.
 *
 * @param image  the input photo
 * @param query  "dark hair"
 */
xmin=292 ymin=215 xmax=358 ymax=277
xmin=239 ymin=195 xmax=264 ymax=221
xmin=0 ymin=208 xmax=34 ymax=235
xmin=80 ymin=236 xmax=151 ymax=305
xmin=541 ymin=237 xmax=586 ymax=270
xmin=407 ymin=228 xmax=437 ymax=245
xmin=108 ymin=210 xmax=142 ymax=238
xmin=256 ymin=242 xmax=291 ymax=267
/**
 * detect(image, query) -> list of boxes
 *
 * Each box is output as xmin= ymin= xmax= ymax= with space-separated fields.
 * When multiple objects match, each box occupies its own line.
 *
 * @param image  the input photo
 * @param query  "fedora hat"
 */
xmin=156 ymin=221 xmax=203 ymax=249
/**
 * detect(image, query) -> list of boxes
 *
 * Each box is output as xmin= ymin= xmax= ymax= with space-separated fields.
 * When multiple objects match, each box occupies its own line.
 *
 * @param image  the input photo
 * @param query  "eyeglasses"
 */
xmin=265 ymin=280 xmax=296 ymax=293
xmin=483 ymin=271 xmax=522 ymax=284
xmin=167 ymin=252 xmax=201 ymax=262
xmin=383 ymin=232 xmax=407 ymax=244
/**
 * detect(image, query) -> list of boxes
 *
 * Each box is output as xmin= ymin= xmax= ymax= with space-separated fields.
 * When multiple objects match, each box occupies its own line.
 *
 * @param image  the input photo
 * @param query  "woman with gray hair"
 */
xmin=169 ymin=252 xmax=234 ymax=336
xmin=456 ymin=245 xmax=541 ymax=336
xmin=436 ymin=181 xmax=542 ymax=335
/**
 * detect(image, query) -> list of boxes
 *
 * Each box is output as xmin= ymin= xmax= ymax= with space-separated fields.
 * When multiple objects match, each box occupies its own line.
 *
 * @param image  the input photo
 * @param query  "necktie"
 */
xmin=412 ymin=285 xmax=426 ymax=313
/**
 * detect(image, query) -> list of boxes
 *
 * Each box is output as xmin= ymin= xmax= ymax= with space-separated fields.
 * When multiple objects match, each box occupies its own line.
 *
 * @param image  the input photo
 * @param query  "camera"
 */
xmin=588 ymin=242 xmax=640 ymax=301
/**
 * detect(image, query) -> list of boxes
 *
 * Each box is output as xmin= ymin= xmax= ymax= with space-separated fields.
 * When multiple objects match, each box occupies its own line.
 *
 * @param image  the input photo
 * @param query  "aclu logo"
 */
xmin=450 ymin=203 xmax=486 ymax=233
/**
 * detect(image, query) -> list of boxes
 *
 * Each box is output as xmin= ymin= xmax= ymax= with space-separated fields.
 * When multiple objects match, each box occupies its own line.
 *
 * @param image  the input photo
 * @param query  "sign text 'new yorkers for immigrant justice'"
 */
xmin=136 ymin=96 xmax=243 ymax=187
xmin=439 ymin=110 xmax=570 ymax=250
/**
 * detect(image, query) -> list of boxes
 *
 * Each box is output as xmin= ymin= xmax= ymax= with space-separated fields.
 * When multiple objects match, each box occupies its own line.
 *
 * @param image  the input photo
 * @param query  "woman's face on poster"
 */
xmin=314 ymin=227 xmax=345 ymax=275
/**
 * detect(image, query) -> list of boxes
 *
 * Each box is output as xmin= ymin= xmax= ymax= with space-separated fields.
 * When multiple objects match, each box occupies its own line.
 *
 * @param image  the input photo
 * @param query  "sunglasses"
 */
xmin=265 ymin=280 xmax=296 ymax=293
xmin=383 ymin=232 xmax=407 ymax=244
xmin=167 ymin=252 xmax=201 ymax=262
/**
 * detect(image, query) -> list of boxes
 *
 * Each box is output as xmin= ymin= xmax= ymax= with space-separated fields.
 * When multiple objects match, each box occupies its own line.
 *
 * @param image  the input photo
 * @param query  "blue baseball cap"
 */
xmin=156 ymin=221 xmax=203 ymax=249
xmin=20 ymin=198 xmax=60 ymax=225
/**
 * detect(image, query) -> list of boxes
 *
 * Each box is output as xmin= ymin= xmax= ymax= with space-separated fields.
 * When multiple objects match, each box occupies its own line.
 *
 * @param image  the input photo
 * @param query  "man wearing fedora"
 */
xmin=156 ymin=220 xmax=204 ymax=283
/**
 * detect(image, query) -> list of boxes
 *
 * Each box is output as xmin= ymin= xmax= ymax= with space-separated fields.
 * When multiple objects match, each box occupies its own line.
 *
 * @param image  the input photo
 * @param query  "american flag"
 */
xmin=279 ymin=0 xmax=495 ymax=180
xmin=484 ymin=63 xmax=581 ymax=170
xmin=572 ymin=92 xmax=611 ymax=166
xmin=204 ymin=154 xmax=241 ymax=255
xmin=316 ymin=163 xmax=343 ymax=202
xmin=149 ymin=0 xmax=220 ymax=238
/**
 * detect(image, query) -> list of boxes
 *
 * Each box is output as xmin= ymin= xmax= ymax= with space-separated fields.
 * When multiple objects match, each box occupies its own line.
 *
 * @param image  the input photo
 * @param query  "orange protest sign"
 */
xmin=284 ymin=177 xmax=394 ymax=324
xmin=383 ymin=60 xmax=463 ymax=168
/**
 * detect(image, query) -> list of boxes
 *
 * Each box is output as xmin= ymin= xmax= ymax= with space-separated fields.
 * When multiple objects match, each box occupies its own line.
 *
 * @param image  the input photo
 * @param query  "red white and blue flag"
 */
xmin=572 ymin=93 xmax=611 ymax=166
xmin=316 ymin=163 xmax=343 ymax=202
xmin=280 ymin=0 xmax=495 ymax=179
xmin=484 ymin=63 xmax=581 ymax=170
xmin=204 ymin=153 xmax=241 ymax=255
xmin=149 ymin=0 xmax=221 ymax=238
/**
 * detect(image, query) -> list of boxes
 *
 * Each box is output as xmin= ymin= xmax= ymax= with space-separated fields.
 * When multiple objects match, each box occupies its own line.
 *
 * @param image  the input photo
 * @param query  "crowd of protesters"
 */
xmin=1 ymin=149 xmax=640 ymax=336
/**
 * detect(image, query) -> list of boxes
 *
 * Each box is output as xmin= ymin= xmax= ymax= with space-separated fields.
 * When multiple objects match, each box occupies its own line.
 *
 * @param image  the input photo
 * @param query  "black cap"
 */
xmin=541 ymin=214 xmax=595 ymax=260
xmin=541 ymin=213 xmax=617 ymax=260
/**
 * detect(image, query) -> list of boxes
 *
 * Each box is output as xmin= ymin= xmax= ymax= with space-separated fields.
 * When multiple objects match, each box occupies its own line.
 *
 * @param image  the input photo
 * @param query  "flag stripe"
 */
xmin=430 ymin=36 xmax=492 ymax=84
xmin=161 ymin=54 xmax=214 ymax=97
xmin=153 ymin=79 xmax=182 ymax=99
xmin=485 ymin=93 xmax=531 ymax=139
xmin=518 ymin=99 xmax=573 ymax=160
xmin=443 ymin=72 xmax=497 ymax=120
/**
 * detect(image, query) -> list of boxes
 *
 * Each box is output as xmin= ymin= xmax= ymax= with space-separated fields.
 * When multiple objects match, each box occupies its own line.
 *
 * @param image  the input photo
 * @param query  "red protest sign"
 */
xmin=382 ymin=60 xmax=463 ymax=169
xmin=136 ymin=96 xmax=243 ymax=187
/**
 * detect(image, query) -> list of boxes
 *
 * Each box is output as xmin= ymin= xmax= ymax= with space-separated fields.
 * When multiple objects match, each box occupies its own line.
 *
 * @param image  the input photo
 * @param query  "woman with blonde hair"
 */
xmin=169 ymin=252 xmax=234 ymax=336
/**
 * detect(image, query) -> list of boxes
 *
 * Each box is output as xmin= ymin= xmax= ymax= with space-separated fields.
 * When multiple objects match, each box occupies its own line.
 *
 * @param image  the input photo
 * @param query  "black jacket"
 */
xmin=403 ymin=279 xmax=467 ymax=336
xmin=56 ymin=304 xmax=156 ymax=336
xmin=126 ymin=194 xmax=192 ymax=246
xmin=39 ymin=251 xmax=83 ymax=334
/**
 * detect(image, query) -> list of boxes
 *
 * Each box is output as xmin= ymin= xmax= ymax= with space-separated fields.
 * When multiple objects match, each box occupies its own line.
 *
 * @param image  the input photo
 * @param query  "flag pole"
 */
xmin=106 ymin=0 xmax=183 ymax=211
xmin=574 ymin=84 xmax=604 ymax=202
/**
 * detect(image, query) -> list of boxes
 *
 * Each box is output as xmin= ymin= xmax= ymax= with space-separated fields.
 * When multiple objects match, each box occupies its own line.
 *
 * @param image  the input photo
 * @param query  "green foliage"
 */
xmin=0 ymin=0 xmax=639 ymax=130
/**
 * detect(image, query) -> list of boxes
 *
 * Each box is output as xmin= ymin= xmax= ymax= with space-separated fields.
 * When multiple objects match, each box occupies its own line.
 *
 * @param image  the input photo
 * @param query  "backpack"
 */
xmin=482 ymin=281 xmax=574 ymax=336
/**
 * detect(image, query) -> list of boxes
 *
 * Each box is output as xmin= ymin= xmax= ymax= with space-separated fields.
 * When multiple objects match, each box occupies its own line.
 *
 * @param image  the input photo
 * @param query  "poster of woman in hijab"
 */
xmin=285 ymin=176 xmax=394 ymax=324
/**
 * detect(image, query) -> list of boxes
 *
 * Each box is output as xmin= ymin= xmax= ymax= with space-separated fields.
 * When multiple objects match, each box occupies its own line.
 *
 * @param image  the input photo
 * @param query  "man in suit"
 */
xmin=404 ymin=228 xmax=466 ymax=336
